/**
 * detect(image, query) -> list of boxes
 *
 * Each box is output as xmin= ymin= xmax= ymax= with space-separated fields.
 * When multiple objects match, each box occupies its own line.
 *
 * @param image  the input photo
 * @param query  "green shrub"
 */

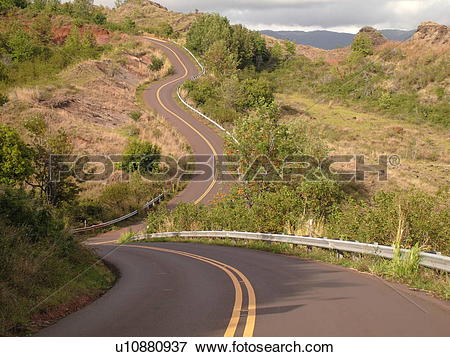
xmin=327 ymin=191 xmax=449 ymax=254
xmin=351 ymin=33 xmax=374 ymax=56
xmin=0 ymin=93 xmax=8 ymax=106
xmin=0 ymin=124 xmax=34 ymax=185
xmin=0 ymin=187 xmax=113 ymax=336
xmin=148 ymin=55 xmax=164 ymax=72
xmin=121 ymin=140 xmax=161 ymax=174
xmin=128 ymin=110 xmax=142 ymax=121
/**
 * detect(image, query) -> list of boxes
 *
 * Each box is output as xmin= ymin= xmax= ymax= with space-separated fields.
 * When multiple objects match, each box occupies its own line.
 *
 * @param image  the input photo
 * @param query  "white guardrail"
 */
xmin=175 ymin=42 xmax=239 ymax=144
xmin=71 ymin=193 xmax=165 ymax=234
xmin=131 ymin=231 xmax=450 ymax=273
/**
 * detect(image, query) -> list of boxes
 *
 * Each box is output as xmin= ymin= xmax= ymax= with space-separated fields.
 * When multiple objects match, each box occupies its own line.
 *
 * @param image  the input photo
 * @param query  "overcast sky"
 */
xmin=95 ymin=0 xmax=450 ymax=33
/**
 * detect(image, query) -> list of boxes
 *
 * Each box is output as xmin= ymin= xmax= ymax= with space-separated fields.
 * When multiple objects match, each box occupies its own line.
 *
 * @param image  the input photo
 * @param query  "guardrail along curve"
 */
xmin=71 ymin=193 xmax=164 ymax=234
xmin=131 ymin=231 xmax=450 ymax=273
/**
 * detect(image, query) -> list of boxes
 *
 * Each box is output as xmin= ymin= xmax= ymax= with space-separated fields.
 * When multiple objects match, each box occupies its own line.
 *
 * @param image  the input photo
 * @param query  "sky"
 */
xmin=95 ymin=0 xmax=450 ymax=33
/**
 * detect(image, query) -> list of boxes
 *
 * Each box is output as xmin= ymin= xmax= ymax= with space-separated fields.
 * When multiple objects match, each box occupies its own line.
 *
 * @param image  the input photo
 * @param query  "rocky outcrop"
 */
xmin=357 ymin=27 xmax=388 ymax=45
xmin=411 ymin=22 xmax=449 ymax=45
xmin=146 ymin=0 xmax=168 ymax=11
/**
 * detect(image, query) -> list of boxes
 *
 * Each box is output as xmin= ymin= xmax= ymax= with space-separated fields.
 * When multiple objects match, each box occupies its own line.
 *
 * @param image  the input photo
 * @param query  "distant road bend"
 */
xmin=36 ymin=38 xmax=450 ymax=337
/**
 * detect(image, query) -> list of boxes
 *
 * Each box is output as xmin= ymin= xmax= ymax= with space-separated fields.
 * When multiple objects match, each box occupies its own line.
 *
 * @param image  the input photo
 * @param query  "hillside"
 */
xmin=106 ymin=0 xmax=199 ymax=34
xmin=269 ymin=22 xmax=449 ymax=194
xmin=260 ymin=29 xmax=416 ymax=50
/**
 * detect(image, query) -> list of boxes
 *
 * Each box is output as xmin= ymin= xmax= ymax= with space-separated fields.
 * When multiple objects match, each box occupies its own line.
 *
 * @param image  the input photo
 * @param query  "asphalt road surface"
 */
xmin=36 ymin=38 xmax=450 ymax=337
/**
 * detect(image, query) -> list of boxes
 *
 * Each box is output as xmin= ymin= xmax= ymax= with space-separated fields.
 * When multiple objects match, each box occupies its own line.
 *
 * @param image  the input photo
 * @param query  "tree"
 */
xmin=351 ymin=33 xmax=374 ymax=56
xmin=24 ymin=114 xmax=79 ymax=206
xmin=187 ymin=14 xmax=269 ymax=70
xmin=227 ymin=104 xmax=299 ymax=178
xmin=0 ymin=125 xmax=34 ymax=185
xmin=121 ymin=140 xmax=161 ymax=174
xmin=186 ymin=13 xmax=232 ymax=55
xmin=284 ymin=40 xmax=296 ymax=59
xmin=204 ymin=39 xmax=238 ymax=77
xmin=32 ymin=13 xmax=53 ymax=45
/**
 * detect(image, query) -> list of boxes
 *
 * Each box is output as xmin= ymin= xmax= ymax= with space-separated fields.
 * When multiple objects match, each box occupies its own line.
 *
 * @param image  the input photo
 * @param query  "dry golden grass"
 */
xmin=279 ymin=93 xmax=450 ymax=194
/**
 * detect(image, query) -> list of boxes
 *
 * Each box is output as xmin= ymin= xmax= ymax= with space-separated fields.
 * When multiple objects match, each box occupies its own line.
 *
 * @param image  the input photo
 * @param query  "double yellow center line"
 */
xmin=121 ymin=244 xmax=256 ymax=337
xmin=87 ymin=38 xmax=258 ymax=337
xmin=149 ymin=38 xmax=217 ymax=205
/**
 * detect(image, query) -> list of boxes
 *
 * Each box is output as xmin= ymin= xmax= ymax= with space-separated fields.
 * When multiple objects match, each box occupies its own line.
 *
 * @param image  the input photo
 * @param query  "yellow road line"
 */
xmin=87 ymin=240 xmax=118 ymax=246
xmin=122 ymin=244 xmax=243 ymax=337
xmin=176 ymin=249 xmax=257 ymax=337
xmin=90 ymin=39 xmax=257 ymax=335
xmin=147 ymin=39 xmax=217 ymax=205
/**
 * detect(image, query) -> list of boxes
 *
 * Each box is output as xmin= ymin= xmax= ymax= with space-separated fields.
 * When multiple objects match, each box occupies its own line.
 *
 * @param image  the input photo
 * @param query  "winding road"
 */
xmin=36 ymin=38 xmax=450 ymax=337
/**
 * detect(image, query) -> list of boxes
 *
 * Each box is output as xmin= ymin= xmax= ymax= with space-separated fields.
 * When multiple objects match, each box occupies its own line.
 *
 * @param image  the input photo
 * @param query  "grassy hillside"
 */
xmin=106 ymin=0 xmax=199 ymax=35
xmin=0 ymin=1 xmax=190 ymax=334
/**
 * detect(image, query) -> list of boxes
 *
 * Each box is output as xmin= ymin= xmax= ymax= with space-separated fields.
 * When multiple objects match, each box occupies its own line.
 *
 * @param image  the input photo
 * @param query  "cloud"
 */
xmin=95 ymin=0 xmax=450 ymax=32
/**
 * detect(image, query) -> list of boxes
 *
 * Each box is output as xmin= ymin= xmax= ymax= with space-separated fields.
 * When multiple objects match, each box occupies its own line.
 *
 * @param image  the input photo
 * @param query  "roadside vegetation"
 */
xmin=146 ymin=13 xmax=449 ymax=298
xmin=0 ymin=0 xmax=186 ymax=335
xmin=140 ymin=236 xmax=449 ymax=300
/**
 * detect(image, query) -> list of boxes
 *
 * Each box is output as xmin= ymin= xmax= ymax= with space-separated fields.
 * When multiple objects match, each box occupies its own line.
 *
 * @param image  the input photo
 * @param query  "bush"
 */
xmin=0 ymin=93 xmax=8 ymax=106
xmin=98 ymin=175 xmax=162 ymax=218
xmin=327 ymin=191 xmax=449 ymax=254
xmin=121 ymin=140 xmax=161 ymax=174
xmin=128 ymin=110 xmax=142 ymax=121
xmin=236 ymin=77 xmax=274 ymax=111
xmin=0 ymin=125 xmax=34 ymax=185
xmin=148 ymin=55 xmax=164 ymax=72
xmin=0 ymin=187 xmax=113 ymax=336
xmin=351 ymin=33 xmax=374 ymax=56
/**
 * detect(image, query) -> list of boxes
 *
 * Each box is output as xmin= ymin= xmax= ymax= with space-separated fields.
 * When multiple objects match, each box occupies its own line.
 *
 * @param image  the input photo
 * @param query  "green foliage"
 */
xmin=148 ymin=55 xmax=164 ymax=71
xmin=0 ymin=187 xmax=66 ymax=244
xmin=0 ymin=92 xmax=8 ymax=105
xmin=203 ymin=39 xmax=238 ymax=77
xmin=0 ymin=125 xmax=34 ymax=185
xmin=6 ymin=27 xmax=39 ymax=63
xmin=186 ymin=13 xmax=269 ymax=70
xmin=270 ymin=49 xmax=449 ymax=127
xmin=147 ymin=180 xmax=343 ymax=234
xmin=227 ymin=103 xmax=320 ymax=176
xmin=24 ymin=114 xmax=79 ymax=206
xmin=351 ymin=32 xmax=374 ymax=56
xmin=0 ymin=186 xmax=113 ymax=336
xmin=236 ymin=77 xmax=274 ymax=111
xmin=156 ymin=22 xmax=175 ymax=38
xmin=31 ymin=14 xmax=53 ymax=45
xmin=0 ymin=20 xmax=105 ymax=89
xmin=284 ymin=40 xmax=296 ymax=59
xmin=187 ymin=14 xmax=231 ymax=55
xmin=0 ymin=0 xmax=27 ymax=14
xmin=128 ymin=110 xmax=142 ymax=121
xmin=327 ymin=191 xmax=450 ymax=254
xmin=183 ymin=78 xmax=218 ymax=106
xmin=96 ymin=174 xmax=161 ymax=220
xmin=121 ymin=139 xmax=161 ymax=174
xmin=62 ymin=28 xmax=103 ymax=60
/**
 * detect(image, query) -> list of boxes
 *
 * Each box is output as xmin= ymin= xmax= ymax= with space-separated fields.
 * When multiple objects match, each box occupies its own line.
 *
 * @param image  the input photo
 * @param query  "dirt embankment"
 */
xmin=52 ymin=24 xmax=111 ymax=45
xmin=1 ymin=38 xmax=188 ymax=157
